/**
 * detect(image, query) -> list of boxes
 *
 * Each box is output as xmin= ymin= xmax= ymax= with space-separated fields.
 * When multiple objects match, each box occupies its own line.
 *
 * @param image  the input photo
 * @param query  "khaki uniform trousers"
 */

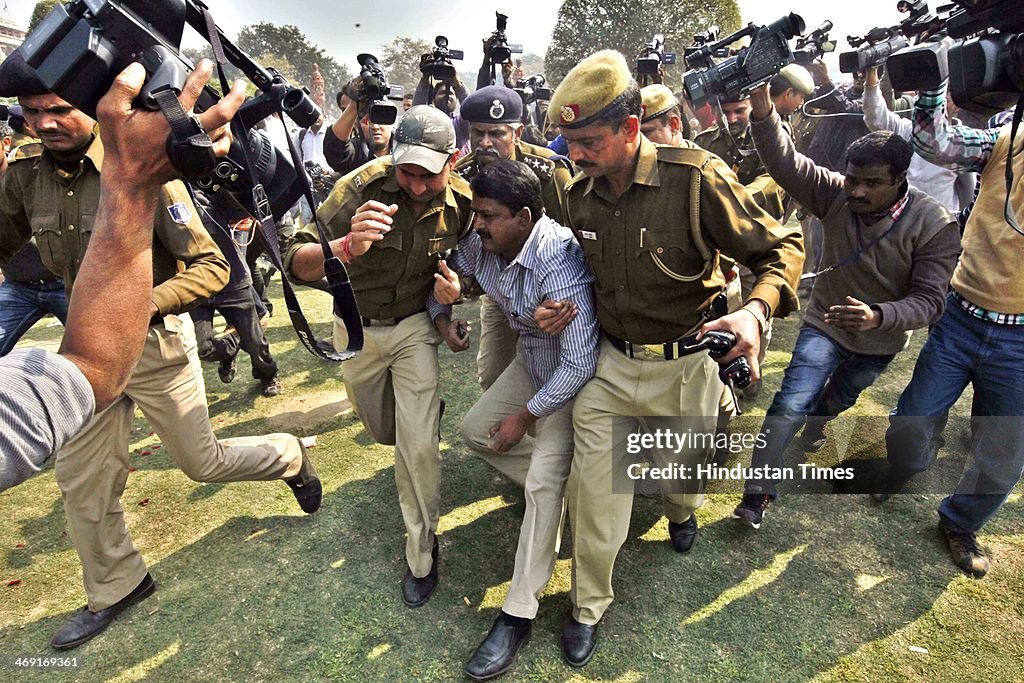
xmin=461 ymin=355 xmax=574 ymax=619
xmin=335 ymin=312 xmax=442 ymax=578
xmin=55 ymin=314 xmax=303 ymax=611
xmin=569 ymin=338 xmax=720 ymax=625
xmin=476 ymin=295 xmax=519 ymax=391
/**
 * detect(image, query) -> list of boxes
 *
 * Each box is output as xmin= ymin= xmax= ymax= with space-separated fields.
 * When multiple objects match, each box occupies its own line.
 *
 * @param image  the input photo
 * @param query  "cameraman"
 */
xmin=876 ymin=78 xmax=1024 ymax=579
xmin=413 ymin=60 xmax=471 ymax=152
xmin=324 ymin=75 xmax=394 ymax=177
xmin=0 ymin=51 xmax=321 ymax=649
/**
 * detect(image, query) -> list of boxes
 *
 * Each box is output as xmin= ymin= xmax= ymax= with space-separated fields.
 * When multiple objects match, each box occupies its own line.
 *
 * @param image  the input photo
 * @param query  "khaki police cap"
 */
xmin=548 ymin=50 xmax=633 ymax=129
xmin=640 ymin=84 xmax=678 ymax=123
xmin=779 ymin=64 xmax=814 ymax=96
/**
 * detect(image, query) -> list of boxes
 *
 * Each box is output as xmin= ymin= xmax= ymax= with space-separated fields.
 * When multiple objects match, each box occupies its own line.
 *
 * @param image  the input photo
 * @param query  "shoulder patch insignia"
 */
xmin=167 ymin=202 xmax=193 ymax=225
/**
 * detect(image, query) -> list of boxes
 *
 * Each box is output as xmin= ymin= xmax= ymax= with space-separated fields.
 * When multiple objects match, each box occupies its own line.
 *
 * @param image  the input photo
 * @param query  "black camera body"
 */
xmin=838 ymin=0 xmax=940 ymax=73
xmin=356 ymin=53 xmax=402 ymax=125
xmin=682 ymin=13 xmax=806 ymax=106
xmin=21 ymin=0 xmax=319 ymax=221
xmin=637 ymin=34 xmax=677 ymax=76
xmin=887 ymin=0 xmax=1024 ymax=115
xmin=793 ymin=20 xmax=836 ymax=65
xmin=484 ymin=13 xmax=523 ymax=65
xmin=423 ymin=36 xmax=464 ymax=81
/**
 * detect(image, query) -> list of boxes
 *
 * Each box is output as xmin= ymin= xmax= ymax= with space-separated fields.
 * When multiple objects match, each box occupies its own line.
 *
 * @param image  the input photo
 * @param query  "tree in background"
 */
xmin=545 ymin=0 xmax=741 ymax=86
xmin=28 ymin=0 xmax=61 ymax=32
xmin=378 ymin=37 xmax=433 ymax=92
xmin=236 ymin=23 xmax=351 ymax=106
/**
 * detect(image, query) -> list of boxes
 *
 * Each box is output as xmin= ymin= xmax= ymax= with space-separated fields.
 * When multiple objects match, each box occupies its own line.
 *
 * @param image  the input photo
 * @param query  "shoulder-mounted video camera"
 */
xmin=422 ymin=35 xmax=464 ymax=81
xmin=637 ymin=33 xmax=677 ymax=76
xmin=356 ymin=53 xmax=403 ymax=125
xmin=484 ymin=12 xmax=523 ymax=65
xmin=683 ymin=26 xmax=729 ymax=72
xmin=513 ymin=74 xmax=552 ymax=107
xmin=838 ymin=0 xmax=943 ymax=73
xmin=682 ymin=13 xmax=806 ymax=107
xmin=885 ymin=0 xmax=1024 ymax=115
xmin=21 ymin=0 xmax=319 ymax=222
xmin=793 ymin=20 xmax=837 ymax=65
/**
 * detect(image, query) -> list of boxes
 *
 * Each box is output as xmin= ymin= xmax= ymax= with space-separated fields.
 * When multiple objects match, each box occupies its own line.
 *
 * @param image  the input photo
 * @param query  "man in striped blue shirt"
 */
xmin=431 ymin=159 xmax=599 ymax=680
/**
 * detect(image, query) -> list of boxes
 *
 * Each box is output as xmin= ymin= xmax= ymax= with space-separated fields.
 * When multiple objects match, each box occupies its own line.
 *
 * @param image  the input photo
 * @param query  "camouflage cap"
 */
xmin=779 ymin=64 xmax=815 ymax=96
xmin=391 ymin=105 xmax=457 ymax=174
xmin=461 ymin=85 xmax=523 ymax=125
xmin=0 ymin=48 xmax=50 ymax=98
xmin=548 ymin=50 xmax=633 ymax=129
xmin=640 ymin=84 xmax=678 ymax=123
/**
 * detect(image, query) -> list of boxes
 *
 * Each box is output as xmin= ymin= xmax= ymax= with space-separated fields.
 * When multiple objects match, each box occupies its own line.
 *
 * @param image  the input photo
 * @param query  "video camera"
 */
xmin=356 ymin=53 xmax=402 ymax=125
xmin=682 ymin=13 xmax=806 ymax=107
xmin=886 ymin=0 xmax=1024 ymax=115
xmin=683 ymin=26 xmax=729 ymax=71
xmin=422 ymin=35 xmax=464 ymax=81
xmin=21 ymin=0 xmax=318 ymax=222
xmin=637 ymin=33 xmax=677 ymax=76
xmin=793 ymin=20 xmax=836 ymax=65
xmin=484 ymin=12 xmax=523 ymax=65
xmin=513 ymin=74 xmax=552 ymax=106
xmin=838 ymin=0 xmax=942 ymax=73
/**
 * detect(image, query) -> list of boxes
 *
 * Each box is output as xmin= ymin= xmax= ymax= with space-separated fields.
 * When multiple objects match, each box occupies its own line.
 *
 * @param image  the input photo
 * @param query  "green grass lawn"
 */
xmin=1 ymin=281 xmax=1022 ymax=683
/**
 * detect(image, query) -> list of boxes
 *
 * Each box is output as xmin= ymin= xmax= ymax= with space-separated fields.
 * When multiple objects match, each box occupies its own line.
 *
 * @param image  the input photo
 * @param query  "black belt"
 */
xmin=361 ymin=309 xmax=425 ymax=328
xmin=605 ymin=332 xmax=706 ymax=361
xmin=13 ymin=278 xmax=61 ymax=287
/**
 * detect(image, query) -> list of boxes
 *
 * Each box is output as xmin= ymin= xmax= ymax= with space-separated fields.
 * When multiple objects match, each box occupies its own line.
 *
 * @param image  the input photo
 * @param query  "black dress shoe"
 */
xmin=668 ymin=514 xmax=699 ymax=553
xmin=402 ymin=537 xmax=438 ymax=608
xmin=561 ymin=616 xmax=598 ymax=667
xmin=51 ymin=573 xmax=156 ymax=650
xmin=285 ymin=444 xmax=322 ymax=514
xmin=464 ymin=612 xmax=532 ymax=680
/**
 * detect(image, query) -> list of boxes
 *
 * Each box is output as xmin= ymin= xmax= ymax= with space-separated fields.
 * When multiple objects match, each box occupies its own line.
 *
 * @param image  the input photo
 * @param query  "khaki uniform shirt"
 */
xmin=454 ymin=140 xmax=573 ymax=223
xmin=0 ymin=136 xmax=229 ymax=316
xmin=565 ymin=136 xmax=803 ymax=344
xmin=695 ymin=125 xmax=786 ymax=220
xmin=285 ymin=157 xmax=474 ymax=320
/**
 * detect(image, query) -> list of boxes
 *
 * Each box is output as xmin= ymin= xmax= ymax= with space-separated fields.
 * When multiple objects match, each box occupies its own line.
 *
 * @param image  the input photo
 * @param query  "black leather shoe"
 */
xmin=402 ymin=537 xmax=438 ymax=608
xmin=561 ymin=616 xmax=598 ymax=667
xmin=51 ymin=573 xmax=156 ymax=650
xmin=668 ymin=514 xmax=699 ymax=553
xmin=464 ymin=613 xmax=532 ymax=680
xmin=285 ymin=444 xmax=322 ymax=514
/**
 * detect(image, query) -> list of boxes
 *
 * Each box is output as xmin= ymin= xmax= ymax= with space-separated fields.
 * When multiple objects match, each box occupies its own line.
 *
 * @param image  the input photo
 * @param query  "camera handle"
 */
xmin=198 ymin=3 xmax=364 ymax=362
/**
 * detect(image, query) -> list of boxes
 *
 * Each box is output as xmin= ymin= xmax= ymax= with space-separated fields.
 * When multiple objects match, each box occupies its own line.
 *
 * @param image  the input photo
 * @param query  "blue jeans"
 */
xmin=886 ymin=294 xmax=1024 ymax=532
xmin=0 ymin=280 xmax=69 ymax=356
xmin=747 ymin=325 xmax=896 ymax=495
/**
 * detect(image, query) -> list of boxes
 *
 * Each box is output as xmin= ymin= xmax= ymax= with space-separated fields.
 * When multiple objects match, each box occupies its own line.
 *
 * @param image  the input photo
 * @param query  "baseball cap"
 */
xmin=391 ymin=105 xmax=457 ymax=174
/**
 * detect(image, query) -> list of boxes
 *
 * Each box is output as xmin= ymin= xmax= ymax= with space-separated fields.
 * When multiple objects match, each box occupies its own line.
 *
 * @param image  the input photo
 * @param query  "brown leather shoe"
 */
xmin=51 ymin=573 xmax=155 ymax=650
xmin=940 ymin=519 xmax=990 ymax=578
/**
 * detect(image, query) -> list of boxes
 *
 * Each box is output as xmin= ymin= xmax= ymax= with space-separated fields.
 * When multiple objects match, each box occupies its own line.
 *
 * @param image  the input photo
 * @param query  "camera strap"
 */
xmin=200 ymin=5 xmax=363 ymax=362
xmin=1003 ymin=92 xmax=1024 ymax=237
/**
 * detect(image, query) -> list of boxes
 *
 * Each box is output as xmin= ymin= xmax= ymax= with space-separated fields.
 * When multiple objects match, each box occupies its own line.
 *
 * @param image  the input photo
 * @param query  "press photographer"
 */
xmin=324 ymin=53 xmax=397 ymax=176
xmin=413 ymin=35 xmax=471 ymax=150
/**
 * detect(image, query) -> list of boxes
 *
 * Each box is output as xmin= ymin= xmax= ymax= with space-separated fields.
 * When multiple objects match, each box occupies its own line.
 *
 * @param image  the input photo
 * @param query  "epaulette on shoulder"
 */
xmin=10 ymin=142 xmax=43 ymax=162
xmin=448 ymin=169 xmax=473 ymax=198
xmin=454 ymin=154 xmax=477 ymax=180
xmin=345 ymin=157 xmax=391 ymax=192
xmin=520 ymin=151 xmax=556 ymax=182
xmin=656 ymin=144 xmax=713 ymax=169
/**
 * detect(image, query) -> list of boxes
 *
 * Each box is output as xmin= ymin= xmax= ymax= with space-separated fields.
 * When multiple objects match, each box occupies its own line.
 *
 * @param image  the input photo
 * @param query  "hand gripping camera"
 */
xmin=21 ymin=0 xmax=319 ymax=222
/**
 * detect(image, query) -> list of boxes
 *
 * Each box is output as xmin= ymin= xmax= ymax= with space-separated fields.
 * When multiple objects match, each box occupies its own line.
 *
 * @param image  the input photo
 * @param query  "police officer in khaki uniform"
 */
xmin=454 ymin=85 xmax=574 ymax=391
xmin=0 ymin=51 xmax=318 ymax=651
xmin=696 ymin=93 xmax=789 ymax=397
xmin=545 ymin=51 xmax=803 ymax=666
xmin=286 ymin=106 xmax=474 ymax=608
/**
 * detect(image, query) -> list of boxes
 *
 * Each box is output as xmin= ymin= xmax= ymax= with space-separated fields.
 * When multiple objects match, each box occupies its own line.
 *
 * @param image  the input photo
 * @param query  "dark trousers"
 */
xmin=0 ymin=279 xmax=69 ymax=356
xmin=192 ymin=287 xmax=277 ymax=380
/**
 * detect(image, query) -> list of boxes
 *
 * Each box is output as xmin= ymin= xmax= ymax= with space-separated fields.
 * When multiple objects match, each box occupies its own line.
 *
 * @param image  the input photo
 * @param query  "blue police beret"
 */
xmin=460 ymin=85 xmax=523 ymax=125
xmin=0 ymin=48 xmax=50 ymax=98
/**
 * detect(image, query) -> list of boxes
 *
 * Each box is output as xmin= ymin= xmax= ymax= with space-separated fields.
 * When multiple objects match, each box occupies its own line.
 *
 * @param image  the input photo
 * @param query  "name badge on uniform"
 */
xmin=580 ymin=230 xmax=597 ymax=241
xmin=167 ymin=202 xmax=192 ymax=225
